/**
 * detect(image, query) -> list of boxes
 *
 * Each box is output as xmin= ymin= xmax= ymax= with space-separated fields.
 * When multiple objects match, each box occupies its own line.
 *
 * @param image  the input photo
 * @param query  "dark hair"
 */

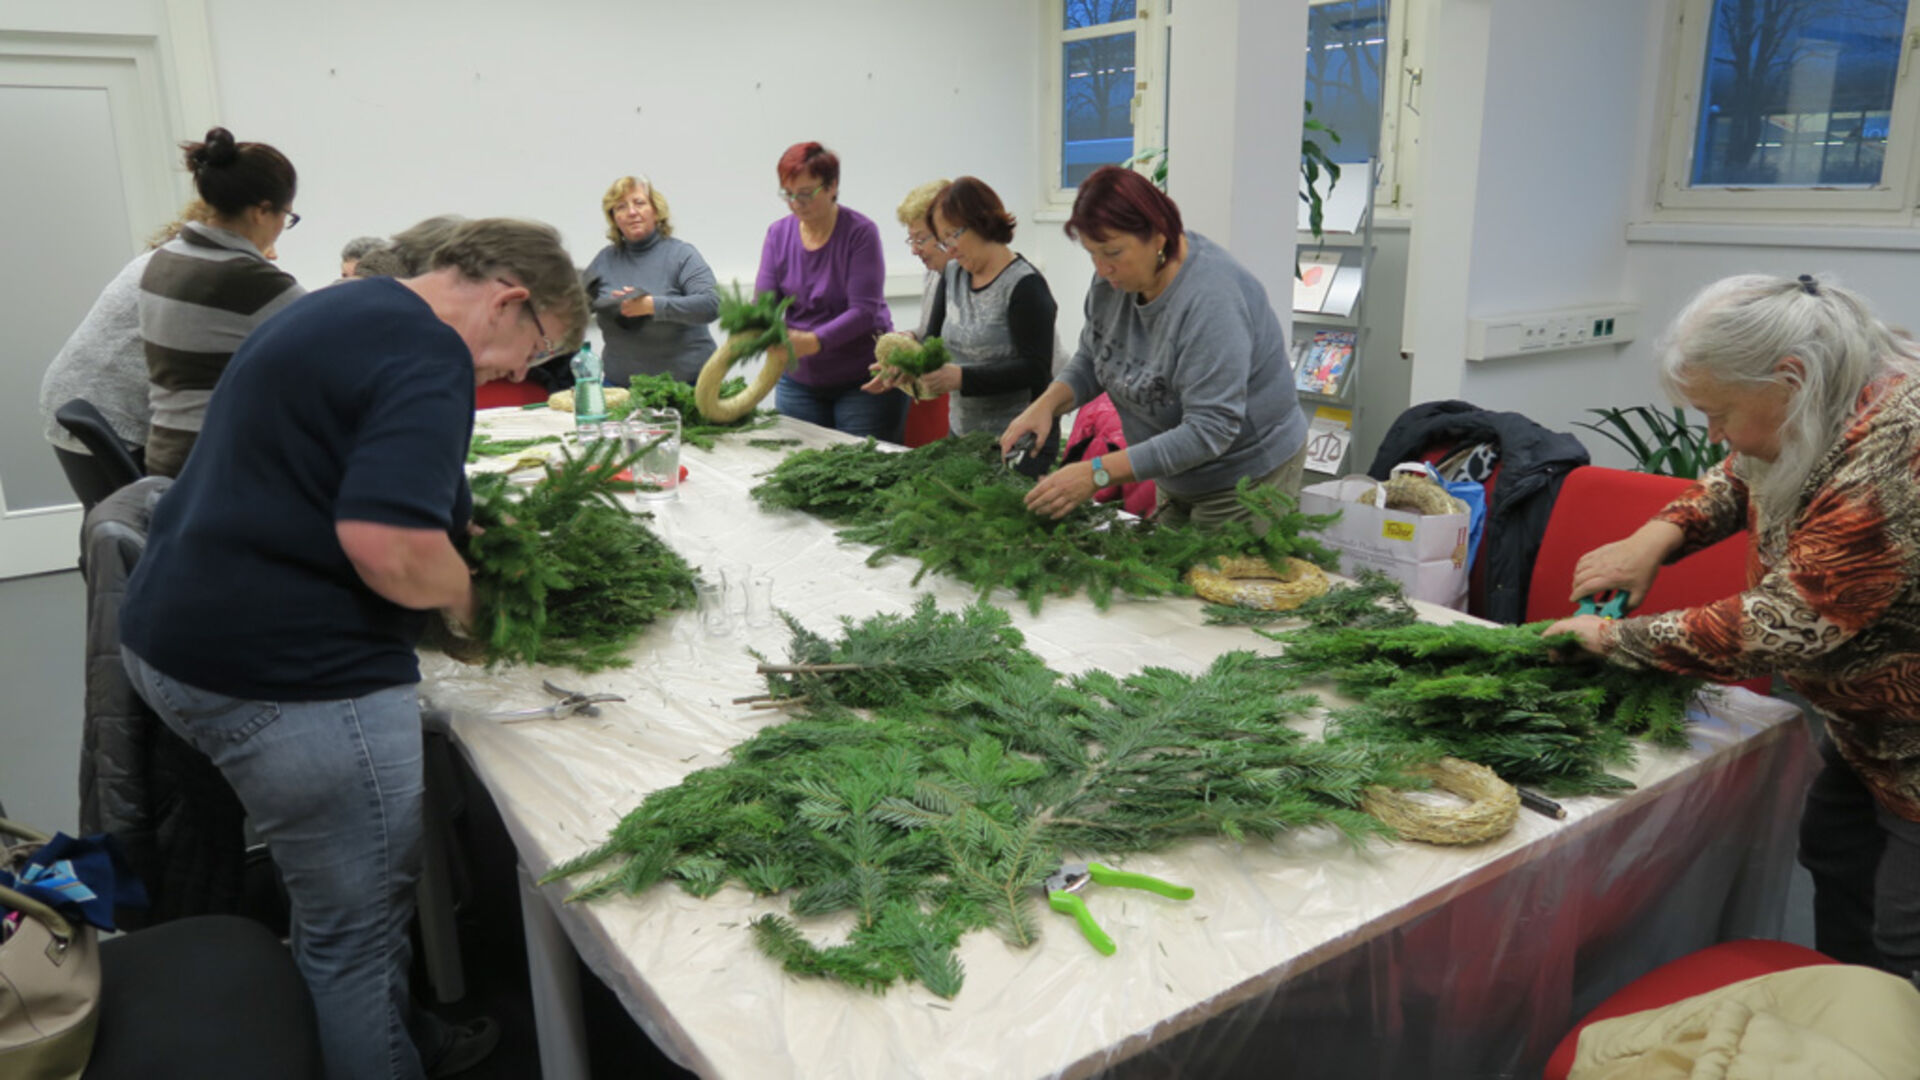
xmin=1065 ymin=165 xmax=1182 ymax=248
xmin=777 ymin=141 xmax=840 ymax=189
xmin=932 ymin=176 xmax=1016 ymax=245
xmin=431 ymin=218 xmax=591 ymax=350
xmin=180 ymin=127 xmax=296 ymax=217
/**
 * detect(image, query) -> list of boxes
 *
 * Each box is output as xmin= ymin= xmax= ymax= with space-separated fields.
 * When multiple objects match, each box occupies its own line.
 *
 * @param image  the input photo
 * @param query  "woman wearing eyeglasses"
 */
xmin=584 ymin=175 xmax=719 ymax=386
xmin=896 ymin=179 xmax=951 ymax=341
xmin=138 ymin=126 xmax=304 ymax=477
xmin=870 ymin=176 xmax=1060 ymax=472
xmin=1002 ymin=165 xmax=1309 ymax=530
xmin=755 ymin=141 xmax=902 ymax=441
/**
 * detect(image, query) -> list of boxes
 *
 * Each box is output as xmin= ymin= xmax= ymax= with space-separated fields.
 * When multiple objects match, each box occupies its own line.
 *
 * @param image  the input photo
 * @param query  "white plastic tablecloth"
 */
xmin=422 ymin=407 xmax=1815 ymax=1079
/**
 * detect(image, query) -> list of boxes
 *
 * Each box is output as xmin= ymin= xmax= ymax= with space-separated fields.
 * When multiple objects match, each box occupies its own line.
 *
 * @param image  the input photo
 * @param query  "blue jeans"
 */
xmin=776 ymin=376 xmax=909 ymax=443
xmin=122 ymin=646 xmax=426 ymax=1080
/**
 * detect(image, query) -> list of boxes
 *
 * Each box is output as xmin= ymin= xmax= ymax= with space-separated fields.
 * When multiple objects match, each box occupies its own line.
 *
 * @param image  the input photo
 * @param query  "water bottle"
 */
xmin=571 ymin=342 xmax=608 ymax=438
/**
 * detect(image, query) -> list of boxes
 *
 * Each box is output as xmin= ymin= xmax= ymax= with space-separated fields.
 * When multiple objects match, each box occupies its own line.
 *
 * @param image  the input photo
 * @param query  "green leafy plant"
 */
xmin=1577 ymin=406 xmax=1728 ymax=479
xmin=1122 ymin=146 xmax=1169 ymax=190
xmin=618 ymin=372 xmax=777 ymax=449
xmin=1300 ymin=100 xmax=1343 ymax=243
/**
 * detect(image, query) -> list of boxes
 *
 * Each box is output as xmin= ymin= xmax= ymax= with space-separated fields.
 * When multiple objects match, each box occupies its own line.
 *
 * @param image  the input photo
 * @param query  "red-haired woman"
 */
xmin=754 ymin=141 xmax=903 ymax=441
xmin=1001 ymin=165 xmax=1309 ymax=530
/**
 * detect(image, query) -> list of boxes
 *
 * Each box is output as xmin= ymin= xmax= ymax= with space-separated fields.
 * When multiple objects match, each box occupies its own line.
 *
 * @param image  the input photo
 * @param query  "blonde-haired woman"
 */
xmin=584 ymin=175 xmax=719 ymax=385
xmin=897 ymin=179 xmax=950 ymax=341
xmin=1543 ymin=273 xmax=1920 ymax=981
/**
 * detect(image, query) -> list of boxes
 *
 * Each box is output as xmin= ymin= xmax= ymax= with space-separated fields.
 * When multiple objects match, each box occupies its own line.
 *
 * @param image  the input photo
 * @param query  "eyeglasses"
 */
xmin=497 ymin=278 xmax=563 ymax=362
xmin=779 ymin=184 xmax=826 ymax=205
xmin=935 ymin=226 xmax=968 ymax=253
xmin=906 ymin=233 xmax=935 ymax=250
xmin=284 ymin=211 xmax=301 ymax=230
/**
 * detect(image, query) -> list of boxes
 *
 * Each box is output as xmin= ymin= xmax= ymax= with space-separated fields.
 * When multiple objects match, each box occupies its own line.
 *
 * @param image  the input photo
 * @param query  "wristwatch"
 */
xmin=1090 ymin=456 xmax=1112 ymax=487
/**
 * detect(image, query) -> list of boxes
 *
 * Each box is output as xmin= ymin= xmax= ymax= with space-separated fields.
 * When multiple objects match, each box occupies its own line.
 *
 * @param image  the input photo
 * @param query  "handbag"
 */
xmin=0 ymin=818 xmax=101 ymax=1080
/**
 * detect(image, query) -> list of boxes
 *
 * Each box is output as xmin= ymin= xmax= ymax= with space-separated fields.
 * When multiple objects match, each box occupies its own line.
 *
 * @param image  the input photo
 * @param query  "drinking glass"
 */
xmin=625 ymin=408 xmax=681 ymax=500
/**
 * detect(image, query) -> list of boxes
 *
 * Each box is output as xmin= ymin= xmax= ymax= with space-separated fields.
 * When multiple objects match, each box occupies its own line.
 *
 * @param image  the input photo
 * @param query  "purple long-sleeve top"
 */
xmin=754 ymin=206 xmax=892 ymax=388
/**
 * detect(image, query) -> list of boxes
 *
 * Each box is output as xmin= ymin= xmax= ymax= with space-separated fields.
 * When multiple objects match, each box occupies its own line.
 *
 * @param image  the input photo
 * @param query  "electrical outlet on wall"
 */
xmin=1465 ymin=305 xmax=1639 ymax=361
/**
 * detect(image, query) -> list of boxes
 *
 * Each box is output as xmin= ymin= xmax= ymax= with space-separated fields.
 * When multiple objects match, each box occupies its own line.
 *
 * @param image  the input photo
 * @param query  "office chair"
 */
xmin=53 ymin=399 xmax=144 ymax=513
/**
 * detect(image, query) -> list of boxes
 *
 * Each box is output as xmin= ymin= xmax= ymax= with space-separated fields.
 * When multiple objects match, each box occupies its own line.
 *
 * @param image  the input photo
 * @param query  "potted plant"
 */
xmin=1577 ymin=406 xmax=1727 ymax=479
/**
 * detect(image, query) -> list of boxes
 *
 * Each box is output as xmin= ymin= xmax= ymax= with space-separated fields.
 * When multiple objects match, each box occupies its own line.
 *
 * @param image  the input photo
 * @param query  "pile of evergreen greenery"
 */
xmin=613 ymin=372 xmax=778 ymax=449
xmin=467 ymin=432 xmax=560 ymax=463
xmin=1260 ymin=619 xmax=1703 ymax=794
xmin=544 ymin=597 xmax=1408 ymax=997
xmin=461 ymin=439 xmax=698 ymax=671
xmin=750 ymin=434 xmax=1342 ymax=611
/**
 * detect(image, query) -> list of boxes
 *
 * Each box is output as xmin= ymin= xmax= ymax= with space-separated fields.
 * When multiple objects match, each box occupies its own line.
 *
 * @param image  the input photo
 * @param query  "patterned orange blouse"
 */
xmin=1609 ymin=372 xmax=1920 ymax=821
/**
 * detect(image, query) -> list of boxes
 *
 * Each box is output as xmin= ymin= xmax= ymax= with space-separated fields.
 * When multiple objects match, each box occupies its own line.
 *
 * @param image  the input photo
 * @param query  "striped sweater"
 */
xmin=139 ymin=222 xmax=303 ymax=476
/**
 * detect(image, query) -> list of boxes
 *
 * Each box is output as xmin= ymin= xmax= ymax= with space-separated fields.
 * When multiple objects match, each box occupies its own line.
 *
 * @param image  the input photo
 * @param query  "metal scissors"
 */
xmin=1003 ymin=431 xmax=1038 ymax=471
xmin=1044 ymin=861 xmax=1194 ymax=956
xmin=489 ymin=680 xmax=625 ymax=723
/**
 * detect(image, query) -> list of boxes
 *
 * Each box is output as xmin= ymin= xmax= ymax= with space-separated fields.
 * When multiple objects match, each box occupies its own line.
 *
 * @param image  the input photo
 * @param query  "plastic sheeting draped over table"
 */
xmin=425 ymin=408 xmax=1815 ymax=1079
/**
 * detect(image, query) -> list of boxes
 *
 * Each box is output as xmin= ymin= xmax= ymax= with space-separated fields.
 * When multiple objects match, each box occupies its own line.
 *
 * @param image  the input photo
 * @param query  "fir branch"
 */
xmin=622 ymin=371 xmax=779 ymax=447
xmin=459 ymin=439 xmax=697 ymax=671
xmin=467 ymin=433 xmax=561 ymax=463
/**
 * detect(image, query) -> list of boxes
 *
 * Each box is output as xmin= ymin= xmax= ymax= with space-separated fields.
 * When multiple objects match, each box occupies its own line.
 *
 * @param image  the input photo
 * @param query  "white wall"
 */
xmin=200 ymin=0 xmax=1043 ymax=317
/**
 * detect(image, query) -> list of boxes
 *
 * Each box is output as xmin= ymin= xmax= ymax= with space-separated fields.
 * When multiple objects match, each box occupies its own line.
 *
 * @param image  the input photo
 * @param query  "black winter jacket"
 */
xmin=1367 ymin=401 xmax=1589 ymax=625
xmin=81 ymin=477 xmax=249 ymax=928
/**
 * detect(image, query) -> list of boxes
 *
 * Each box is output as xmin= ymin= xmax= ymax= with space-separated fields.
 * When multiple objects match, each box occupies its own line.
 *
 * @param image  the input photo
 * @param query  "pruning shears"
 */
xmin=488 ymin=680 xmax=625 ymax=723
xmin=1004 ymin=431 xmax=1038 ymax=471
xmin=1575 ymin=589 xmax=1631 ymax=619
xmin=1045 ymin=861 xmax=1194 ymax=956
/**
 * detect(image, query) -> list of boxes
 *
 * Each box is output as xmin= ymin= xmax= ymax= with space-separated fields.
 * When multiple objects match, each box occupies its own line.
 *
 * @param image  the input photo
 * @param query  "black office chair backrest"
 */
xmin=54 ymin=398 xmax=145 ymax=512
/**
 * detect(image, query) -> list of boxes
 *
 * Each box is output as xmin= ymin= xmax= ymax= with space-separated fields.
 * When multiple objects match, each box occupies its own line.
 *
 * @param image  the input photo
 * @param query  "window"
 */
xmin=1658 ymin=0 xmax=1920 ymax=218
xmin=1048 ymin=0 xmax=1174 ymax=199
xmin=1306 ymin=0 xmax=1390 ymax=168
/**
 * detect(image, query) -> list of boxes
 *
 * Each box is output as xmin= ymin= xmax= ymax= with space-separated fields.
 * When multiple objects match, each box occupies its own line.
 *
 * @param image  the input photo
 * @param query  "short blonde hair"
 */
xmin=602 ymin=175 xmax=672 ymax=243
xmin=896 ymin=179 xmax=949 ymax=231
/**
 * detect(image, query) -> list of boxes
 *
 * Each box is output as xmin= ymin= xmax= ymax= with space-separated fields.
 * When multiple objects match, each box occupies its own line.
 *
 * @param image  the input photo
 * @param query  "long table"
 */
xmin=421 ymin=408 xmax=1814 ymax=1079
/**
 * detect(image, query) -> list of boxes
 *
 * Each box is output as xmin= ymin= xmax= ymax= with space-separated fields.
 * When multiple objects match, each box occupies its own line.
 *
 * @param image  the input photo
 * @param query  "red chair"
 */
xmin=1543 ymin=939 xmax=1837 ymax=1079
xmin=1526 ymin=465 xmax=1767 ymax=695
xmin=902 ymin=395 xmax=949 ymax=448
xmin=476 ymin=380 xmax=549 ymax=410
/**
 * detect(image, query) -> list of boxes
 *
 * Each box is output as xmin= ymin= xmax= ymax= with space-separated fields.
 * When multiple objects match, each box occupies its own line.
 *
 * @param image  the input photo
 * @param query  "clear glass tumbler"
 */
xmin=625 ymin=408 xmax=681 ymax=500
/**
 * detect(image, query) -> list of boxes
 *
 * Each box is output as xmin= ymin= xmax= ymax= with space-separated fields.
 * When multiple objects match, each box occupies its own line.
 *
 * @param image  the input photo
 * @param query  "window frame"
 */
xmin=1042 ymin=0 xmax=1174 ymax=209
xmin=1654 ymin=0 xmax=1920 ymax=221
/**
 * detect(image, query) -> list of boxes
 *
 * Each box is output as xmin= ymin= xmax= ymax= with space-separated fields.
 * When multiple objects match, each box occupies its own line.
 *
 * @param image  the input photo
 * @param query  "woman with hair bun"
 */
xmin=139 ymin=126 xmax=303 ymax=476
xmin=1544 ymin=273 xmax=1920 ymax=983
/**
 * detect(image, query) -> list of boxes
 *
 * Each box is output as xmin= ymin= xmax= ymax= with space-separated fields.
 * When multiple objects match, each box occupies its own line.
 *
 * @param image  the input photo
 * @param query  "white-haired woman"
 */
xmin=585 ymin=175 xmax=719 ymax=385
xmin=1544 ymin=273 xmax=1920 ymax=979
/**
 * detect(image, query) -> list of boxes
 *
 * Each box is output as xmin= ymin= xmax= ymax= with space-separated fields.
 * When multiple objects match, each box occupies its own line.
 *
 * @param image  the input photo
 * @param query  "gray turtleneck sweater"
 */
xmin=584 ymin=231 xmax=721 ymax=385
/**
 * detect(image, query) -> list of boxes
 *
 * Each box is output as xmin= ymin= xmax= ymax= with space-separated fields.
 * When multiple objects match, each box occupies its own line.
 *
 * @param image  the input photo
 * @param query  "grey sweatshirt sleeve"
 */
xmin=1123 ymin=290 xmax=1256 ymax=482
xmin=585 ymin=247 xmax=624 ymax=314
xmin=652 ymin=242 xmax=720 ymax=324
xmin=1057 ymin=280 xmax=1105 ymax=407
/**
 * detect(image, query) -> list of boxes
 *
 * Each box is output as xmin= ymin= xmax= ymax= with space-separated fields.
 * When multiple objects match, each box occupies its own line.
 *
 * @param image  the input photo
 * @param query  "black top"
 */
xmin=122 ymin=277 xmax=475 ymax=699
xmin=924 ymin=269 xmax=1056 ymax=399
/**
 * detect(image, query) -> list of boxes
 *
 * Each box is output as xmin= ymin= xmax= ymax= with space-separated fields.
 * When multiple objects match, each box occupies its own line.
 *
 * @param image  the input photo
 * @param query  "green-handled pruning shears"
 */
xmin=1576 ymin=589 xmax=1631 ymax=619
xmin=1045 ymin=861 xmax=1194 ymax=956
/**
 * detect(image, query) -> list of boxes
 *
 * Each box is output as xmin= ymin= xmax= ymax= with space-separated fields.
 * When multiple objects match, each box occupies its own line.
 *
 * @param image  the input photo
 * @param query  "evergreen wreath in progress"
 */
xmin=458 ymin=438 xmax=698 ymax=672
xmin=542 ymin=597 xmax=1410 ymax=997
xmin=751 ymin=433 xmax=1342 ymax=612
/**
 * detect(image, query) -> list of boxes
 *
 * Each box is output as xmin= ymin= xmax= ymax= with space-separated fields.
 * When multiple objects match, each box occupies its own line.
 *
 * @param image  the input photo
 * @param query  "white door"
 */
xmin=0 ymin=23 xmax=200 ymax=578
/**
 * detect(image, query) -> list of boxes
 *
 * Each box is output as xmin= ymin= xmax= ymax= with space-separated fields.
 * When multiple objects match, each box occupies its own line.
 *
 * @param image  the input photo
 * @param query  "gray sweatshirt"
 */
xmin=585 ymin=232 xmax=720 ymax=385
xmin=40 ymin=251 xmax=156 ymax=453
xmin=1059 ymin=232 xmax=1307 ymax=498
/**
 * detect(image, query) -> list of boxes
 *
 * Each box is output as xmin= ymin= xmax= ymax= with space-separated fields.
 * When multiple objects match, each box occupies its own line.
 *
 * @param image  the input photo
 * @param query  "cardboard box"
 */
xmin=1299 ymin=477 xmax=1471 ymax=610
